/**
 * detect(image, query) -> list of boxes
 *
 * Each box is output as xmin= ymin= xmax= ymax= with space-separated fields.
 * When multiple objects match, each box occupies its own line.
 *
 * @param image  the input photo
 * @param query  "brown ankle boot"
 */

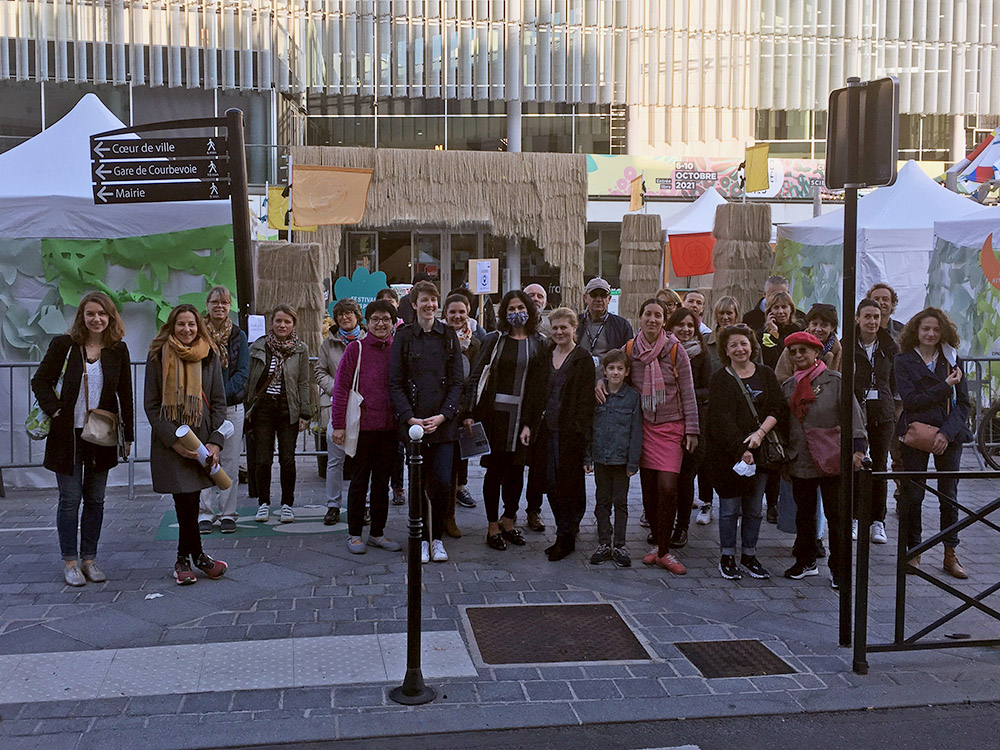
xmin=943 ymin=547 xmax=968 ymax=579
xmin=905 ymin=553 xmax=921 ymax=574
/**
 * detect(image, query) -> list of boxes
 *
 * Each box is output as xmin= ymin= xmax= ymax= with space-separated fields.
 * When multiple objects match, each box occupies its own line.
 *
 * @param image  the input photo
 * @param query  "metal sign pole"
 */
xmin=226 ymin=108 xmax=254 ymax=331
xmin=839 ymin=76 xmax=863 ymax=648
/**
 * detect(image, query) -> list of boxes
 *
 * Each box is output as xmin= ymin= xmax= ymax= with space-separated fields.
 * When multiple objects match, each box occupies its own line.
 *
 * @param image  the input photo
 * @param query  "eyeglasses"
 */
xmin=369 ymin=317 xmax=393 ymax=326
xmin=788 ymin=347 xmax=815 ymax=355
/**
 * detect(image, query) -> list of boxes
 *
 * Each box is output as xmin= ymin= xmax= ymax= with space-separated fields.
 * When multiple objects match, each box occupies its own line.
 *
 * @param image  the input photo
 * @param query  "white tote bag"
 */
xmin=344 ymin=344 xmax=364 ymax=457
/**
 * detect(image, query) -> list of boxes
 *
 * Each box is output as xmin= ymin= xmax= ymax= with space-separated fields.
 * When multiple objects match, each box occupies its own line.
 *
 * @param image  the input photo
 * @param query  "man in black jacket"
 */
xmin=576 ymin=277 xmax=633 ymax=365
xmin=390 ymin=280 xmax=464 ymax=564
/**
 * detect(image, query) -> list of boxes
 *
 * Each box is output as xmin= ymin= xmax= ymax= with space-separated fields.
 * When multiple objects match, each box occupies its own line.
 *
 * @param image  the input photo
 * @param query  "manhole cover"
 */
xmin=465 ymin=604 xmax=651 ymax=664
xmin=675 ymin=640 xmax=795 ymax=678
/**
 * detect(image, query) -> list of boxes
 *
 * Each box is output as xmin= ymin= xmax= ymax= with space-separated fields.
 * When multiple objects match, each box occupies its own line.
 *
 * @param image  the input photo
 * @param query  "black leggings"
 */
xmin=640 ymin=468 xmax=680 ymax=554
xmin=174 ymin=491 xmax=203 ymax=561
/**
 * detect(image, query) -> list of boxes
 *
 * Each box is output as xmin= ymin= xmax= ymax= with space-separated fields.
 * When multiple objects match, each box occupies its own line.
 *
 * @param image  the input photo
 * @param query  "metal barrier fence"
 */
xmin=0 ymin=358 xmax=326 ymax=498
xmin=852 ymin=466 xmax=1000 ymax=674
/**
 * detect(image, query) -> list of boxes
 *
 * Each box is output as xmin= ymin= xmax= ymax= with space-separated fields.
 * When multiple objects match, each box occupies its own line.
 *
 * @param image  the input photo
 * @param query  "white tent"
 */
xmin=928 ymin=208 xmax=1000 ymax=357
xmin=774 ymin=160 xmax=992 ymax=323
xmin=663 ymin=187 xmax=728 ymax=234
xmin=0 ymin=93 xmax=231 ymax=238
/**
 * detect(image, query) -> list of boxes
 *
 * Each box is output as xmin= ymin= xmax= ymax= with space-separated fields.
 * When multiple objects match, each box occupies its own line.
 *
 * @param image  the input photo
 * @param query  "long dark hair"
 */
xmin=666 ymin=307 xmax=706 ymax=349
xmin=497 ymin=289 xmax=538 ymax=335
xmin=148 ymin=304 xmax=217 ymax=356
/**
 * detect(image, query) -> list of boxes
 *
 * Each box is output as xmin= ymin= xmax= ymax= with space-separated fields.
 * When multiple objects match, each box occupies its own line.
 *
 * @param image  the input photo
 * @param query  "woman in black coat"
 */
xmin=668 ymin=308 xmax=711 ymax=548
xmin=706 ymin=324 xmax=785 ymax=581
xmin=31 ymin=292 xmax=134 ymax=587
xmin=145 ymin=304 xmax=229 ymax=586
xmin=894 ymin=307 xmax=973 ymax=579
xmin=849 ymin=300 xmax=898 ymax=544
xmin=520 ymin=307 xmax=596 ymax=561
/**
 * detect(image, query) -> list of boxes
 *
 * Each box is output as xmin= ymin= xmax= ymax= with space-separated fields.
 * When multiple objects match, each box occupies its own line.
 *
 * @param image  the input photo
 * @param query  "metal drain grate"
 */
xmin=675 ymin=640 xmax=795 ymax=678
xmin=465 ymin=604 xmax=651 ymax=664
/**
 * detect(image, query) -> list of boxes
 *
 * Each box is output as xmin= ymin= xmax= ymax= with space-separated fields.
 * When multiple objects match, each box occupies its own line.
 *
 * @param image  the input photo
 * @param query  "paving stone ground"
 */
xmin=0 ymin=455 xmax=998 ymax=749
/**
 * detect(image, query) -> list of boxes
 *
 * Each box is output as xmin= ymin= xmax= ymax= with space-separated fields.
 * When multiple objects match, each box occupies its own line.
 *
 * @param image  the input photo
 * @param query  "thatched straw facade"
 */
xmin=618 ymin=213 xmax=663 ymax=326
xmin=711 ymin=203 xmax=773 ymax=319
xmin=256 ymin=241 xmax=326 ymax=357
xmin=289 ymin=146 xmax=588 ymax=309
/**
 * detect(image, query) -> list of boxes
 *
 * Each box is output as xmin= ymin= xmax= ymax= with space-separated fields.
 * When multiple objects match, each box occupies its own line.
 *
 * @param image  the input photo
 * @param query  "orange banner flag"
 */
xmin=291 ymin=165 xmax=374 ymax=226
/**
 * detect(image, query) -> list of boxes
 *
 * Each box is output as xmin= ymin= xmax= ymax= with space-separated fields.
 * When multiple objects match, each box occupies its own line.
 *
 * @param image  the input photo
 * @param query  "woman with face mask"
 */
xmin=462 ymin=290 xmax=546 ymax=550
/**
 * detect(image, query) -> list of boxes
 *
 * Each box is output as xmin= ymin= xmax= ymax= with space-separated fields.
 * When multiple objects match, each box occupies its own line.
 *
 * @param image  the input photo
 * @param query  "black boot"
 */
xmin=548 ymin=534 xmax=575 ymax=561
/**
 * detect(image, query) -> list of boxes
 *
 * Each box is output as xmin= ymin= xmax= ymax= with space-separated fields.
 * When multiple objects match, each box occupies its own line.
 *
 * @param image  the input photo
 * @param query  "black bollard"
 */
xmin=853 ymin=459 xmax=872 ymax=674
xmin=389 ymin=424 xmax=435 ymax=705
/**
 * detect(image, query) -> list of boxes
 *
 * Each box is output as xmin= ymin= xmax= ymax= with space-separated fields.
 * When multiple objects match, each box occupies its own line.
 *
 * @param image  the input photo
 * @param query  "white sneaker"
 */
xmin=280 ymin=504 xmax=295 ymax=523
xmin=420 ymin=541 xmax=430 ymax=564
xmin=696 ymin=506 xmax=712 ymax=525
xmin=431 ymin=539 xmax=448 ymax=562
xmin=852 ymin=519 xmax=858 ymax=541
xmin=255 ymin=504 xmax=270 ymax=522
xmin=871 ymin=521 xmax=888 ymax=544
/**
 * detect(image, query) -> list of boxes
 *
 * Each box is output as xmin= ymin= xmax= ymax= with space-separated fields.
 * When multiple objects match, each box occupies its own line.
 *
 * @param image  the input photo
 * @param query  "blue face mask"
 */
xmin=506 ymin=310 xmax=530 ymax=328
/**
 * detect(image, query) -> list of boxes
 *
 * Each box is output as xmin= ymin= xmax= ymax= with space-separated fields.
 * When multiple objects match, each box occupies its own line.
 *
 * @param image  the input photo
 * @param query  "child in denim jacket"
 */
xmin=585 ymin=349 xmax=643 ymax=566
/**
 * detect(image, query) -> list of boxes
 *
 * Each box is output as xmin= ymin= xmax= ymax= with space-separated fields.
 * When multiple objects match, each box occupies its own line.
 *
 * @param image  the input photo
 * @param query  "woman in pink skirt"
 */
xmin=628 ymin=298 xmax=700 ymax=574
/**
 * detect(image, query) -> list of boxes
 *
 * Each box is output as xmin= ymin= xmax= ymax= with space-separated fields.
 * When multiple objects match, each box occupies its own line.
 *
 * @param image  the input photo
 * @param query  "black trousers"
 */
xmin=857 ymin=420 xmax=894 ymax=523
xmin=524 ymin=445 xmax=545 ymax=515
xmin=348 ymin=430 xmax=397 ymax=537
xmin=390 ymin=441 xmax=405 ymax=492
xmin=252 ymin=395 xmax=298 ymax=506
xmin=482 ymin=450 xmax=525 ymax=523
xmin=173 ymin=491 xmax=203 ymax=561
xmin=675 ymin=437 xmax=705 ymax=533
xmin=791 ymin=475 xmax=845 ymax=578
xmin=540 ymin=427 xmax=586 ymax=537
xmin=416 ymin=441 xmax=454 ymax=541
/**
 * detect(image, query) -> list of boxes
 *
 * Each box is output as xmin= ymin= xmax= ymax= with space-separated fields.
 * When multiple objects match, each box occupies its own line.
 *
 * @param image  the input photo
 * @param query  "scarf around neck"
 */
xmin=681 ymin=339 xmax=702 ymax=359
xmin=265 ymin=331 xmax=299 ymax=390
xmin=789 ymin=359 xmax=827 ymax=419
xmin=454 ymin=322 xmax=473 ymax=350
xmin=634 ymin=330 xmax=669 ymax=416
xmin=207 ymin=316 xmax=233 ymax=369
xmin=161 ymin=335 xmax=211 ymax=426
xmin=339 ymin=325 xmax=362 ymax=343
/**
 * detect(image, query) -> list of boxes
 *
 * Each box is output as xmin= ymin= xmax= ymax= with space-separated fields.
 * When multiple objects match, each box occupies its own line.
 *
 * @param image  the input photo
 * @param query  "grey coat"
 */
xmin=781 ymin=368 xmax=867 ymax=479
xmin=144 ymin=348 xmax=227 ymax=494
xmin=315 ymin=331 xmax=366 ymax=408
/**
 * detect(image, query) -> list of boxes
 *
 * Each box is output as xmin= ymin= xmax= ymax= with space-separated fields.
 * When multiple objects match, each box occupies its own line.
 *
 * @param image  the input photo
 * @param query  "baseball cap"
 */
xmin=584 ymin=277 xmax=612 ymax=295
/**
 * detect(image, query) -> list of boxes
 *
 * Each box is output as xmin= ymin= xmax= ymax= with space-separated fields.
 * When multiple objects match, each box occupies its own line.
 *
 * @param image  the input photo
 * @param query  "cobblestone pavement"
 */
xmin=0 ymin=457 xmax=998 ymax=750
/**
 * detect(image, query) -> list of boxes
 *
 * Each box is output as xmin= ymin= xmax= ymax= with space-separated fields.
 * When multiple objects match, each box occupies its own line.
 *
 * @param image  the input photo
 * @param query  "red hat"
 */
xmin=784 ymin=331 xmax=824 ymax=350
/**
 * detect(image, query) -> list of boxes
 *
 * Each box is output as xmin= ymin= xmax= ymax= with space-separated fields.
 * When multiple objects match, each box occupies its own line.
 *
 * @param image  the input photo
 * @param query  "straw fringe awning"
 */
xmin=711 ymin=204 xmax=773 ymax=320
xmin=619 ymin=213 xmax=664 ymax=325
xmin=290 ymin=147 xmax=588 ymax=309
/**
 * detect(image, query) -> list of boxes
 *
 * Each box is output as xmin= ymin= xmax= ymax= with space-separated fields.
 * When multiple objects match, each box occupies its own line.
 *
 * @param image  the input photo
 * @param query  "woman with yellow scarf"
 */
xmin=145 ymin=304 xmax=229 ymax=585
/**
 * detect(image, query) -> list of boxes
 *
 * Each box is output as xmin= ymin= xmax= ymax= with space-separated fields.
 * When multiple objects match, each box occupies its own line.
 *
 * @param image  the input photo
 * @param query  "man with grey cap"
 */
xmin=524 ymin=283 xmax=552 ymax=338
xmin=577 ymin=277 xmax=633 ymax=365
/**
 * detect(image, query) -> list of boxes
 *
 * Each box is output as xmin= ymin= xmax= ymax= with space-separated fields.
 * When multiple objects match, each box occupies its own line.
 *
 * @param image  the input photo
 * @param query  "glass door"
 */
xmin=448 ymin=233 xmax=479 ymax=294
xmin=412 ymin=232 xmax=443 ymax=288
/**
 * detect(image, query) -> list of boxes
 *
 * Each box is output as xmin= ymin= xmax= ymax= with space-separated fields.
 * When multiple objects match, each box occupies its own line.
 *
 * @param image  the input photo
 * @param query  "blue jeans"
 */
xmin=718 ymin=474 xmax=766 ymax=557
xmin=55 ymin=459 xmax=109 ymax=561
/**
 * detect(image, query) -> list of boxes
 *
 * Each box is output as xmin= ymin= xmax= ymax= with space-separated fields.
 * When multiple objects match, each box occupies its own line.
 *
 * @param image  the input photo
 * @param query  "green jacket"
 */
xmin=246 ymin=338 xmax=313 ymax=423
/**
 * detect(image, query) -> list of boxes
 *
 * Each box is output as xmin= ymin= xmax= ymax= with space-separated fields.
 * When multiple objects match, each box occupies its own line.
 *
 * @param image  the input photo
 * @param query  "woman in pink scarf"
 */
xmin=627 ymin=298 xmax=700 ymax=575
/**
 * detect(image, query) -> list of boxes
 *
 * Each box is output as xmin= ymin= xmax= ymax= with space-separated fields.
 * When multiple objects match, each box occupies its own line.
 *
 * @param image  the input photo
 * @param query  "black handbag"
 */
xmin=727 ymin=367 xmax=787 ymax=468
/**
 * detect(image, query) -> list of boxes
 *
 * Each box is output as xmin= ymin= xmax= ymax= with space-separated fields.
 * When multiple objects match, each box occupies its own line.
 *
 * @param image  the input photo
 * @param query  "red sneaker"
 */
xmin=194 ymin=553 xmax=228 ymax=580
xmin=642 ymin=548 xmax=660 ymax=566
xmin=174 ymin=559 xmax=197 ymax=585
xmin=656 ymin=553 xmax=687 ymax=575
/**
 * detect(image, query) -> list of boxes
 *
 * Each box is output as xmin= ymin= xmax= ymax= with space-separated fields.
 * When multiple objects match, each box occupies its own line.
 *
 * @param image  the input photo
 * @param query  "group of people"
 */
xmin=31 ymin=271 xmax=973 ymax=587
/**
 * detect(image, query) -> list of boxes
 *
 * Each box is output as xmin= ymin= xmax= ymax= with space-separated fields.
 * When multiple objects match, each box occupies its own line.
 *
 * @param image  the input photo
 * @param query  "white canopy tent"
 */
xmin=0 ymin=93 xmax=231 ymax=238
xmin=774 ymin=160 xmax=992 ymax=324
xmin=663 ymin=186 xmax=728 ymax=235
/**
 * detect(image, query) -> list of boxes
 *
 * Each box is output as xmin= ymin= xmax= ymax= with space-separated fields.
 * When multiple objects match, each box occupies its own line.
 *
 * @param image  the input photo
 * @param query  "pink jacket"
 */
xmin=627 ymin=333 xmax=700 ymax=434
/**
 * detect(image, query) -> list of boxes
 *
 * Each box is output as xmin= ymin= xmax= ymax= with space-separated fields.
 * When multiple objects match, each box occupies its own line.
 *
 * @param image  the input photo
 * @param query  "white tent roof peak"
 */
xmin=664 ymin=187 xmax=728 ymax=235
xmin=0 ymin=93 xmax=130 ymax=200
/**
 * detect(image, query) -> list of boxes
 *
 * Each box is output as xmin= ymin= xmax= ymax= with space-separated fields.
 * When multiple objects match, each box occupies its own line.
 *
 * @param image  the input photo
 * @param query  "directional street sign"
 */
xmin=93 ymin=181 xmax=230 ymax=204
xmin=92 ymin=158 xmax=229 ymax=182
xmin=91 ymin=136 xmax=227 ymax=160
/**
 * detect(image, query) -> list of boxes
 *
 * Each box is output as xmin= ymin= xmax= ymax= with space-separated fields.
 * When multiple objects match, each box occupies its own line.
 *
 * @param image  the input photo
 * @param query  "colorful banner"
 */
xmin=586 ymin=155 xmax=950 ymax=200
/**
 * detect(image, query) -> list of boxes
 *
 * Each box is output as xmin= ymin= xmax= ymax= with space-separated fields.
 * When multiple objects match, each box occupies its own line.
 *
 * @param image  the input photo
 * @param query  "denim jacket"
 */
xmin=586 ymin=383 xmax=643 ymax=474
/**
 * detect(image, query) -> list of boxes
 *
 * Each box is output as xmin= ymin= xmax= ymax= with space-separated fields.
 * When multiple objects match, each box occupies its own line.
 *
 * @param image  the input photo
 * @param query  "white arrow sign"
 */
xmin=94 ymin=163 xmax=111 ymax=180
xmin=96 ymin=185 xmax=110 ymax=203
xmin=93 ymin=141 xmax=109 ymax=158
